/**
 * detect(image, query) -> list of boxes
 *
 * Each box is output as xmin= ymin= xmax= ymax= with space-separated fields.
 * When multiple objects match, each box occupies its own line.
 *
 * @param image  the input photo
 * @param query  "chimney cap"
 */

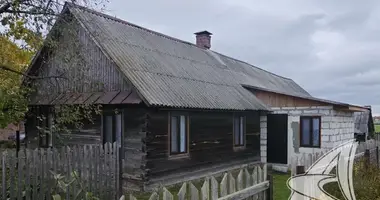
xmin=194 ymin=31 xmax=213 ymax=36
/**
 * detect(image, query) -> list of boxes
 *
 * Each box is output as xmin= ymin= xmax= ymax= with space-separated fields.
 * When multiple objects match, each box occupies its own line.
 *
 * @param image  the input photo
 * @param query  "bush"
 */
xmin=324 ymin=158 xmax=380 ymax=200
xmin=0 ymin=140 xmax=16 ymax=148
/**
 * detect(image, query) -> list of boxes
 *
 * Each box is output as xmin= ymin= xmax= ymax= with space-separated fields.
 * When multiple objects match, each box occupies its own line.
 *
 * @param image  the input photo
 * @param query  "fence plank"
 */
xmin=237 ymin=169 xmax=244 ymax=191
xmin=17 ymin=151 xmax=24 ymax=200
xmin=243 ymin=169 xmax=251 ymax=188
xmin=178 ymin=182 xmax=187 ymax=200
xmin=46 ymin=148 xmax=53 ymax=200
xmin=32 ymin=149 xmax=38 ymax=200
xmin=201 ymin=178 xmax=210 ymax=200
xmin=10 ymin=154 xmax=15 ymax=200
xmin=190 ymin=182 xmax=199 ymax=200
xmin=67 ymin=146 xmax=72 ymax=200
xmin=148 ymin=192 xmax=159 ymax=200
xmin=228 ymin=173 xmax=236 ymax=194
xmin=220 ymin=173 xmax=228 ymax=197
xmin=217 ymin=181 xmax=270 ymax=200
xmin=2 ymin=152 xmax=6 ymax=200
xmin=210 ymin=176 xmax=218 ymax=200
xmin=163 ymin=187 xmax=174 ymax=200
xmin=252 ymin=167 xmax=258 ymax=200
xmin=130 ymin=194 xmax=137 ymax=200
xmin=25 ymin=150 xmax=31 ymax=200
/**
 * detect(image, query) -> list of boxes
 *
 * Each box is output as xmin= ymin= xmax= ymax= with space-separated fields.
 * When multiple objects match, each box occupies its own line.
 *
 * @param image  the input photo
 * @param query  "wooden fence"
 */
xmin=128 ymin=165 xmax=272 ymax=200
xmin=0 ymin=142 xmax=121 ymax=200
xmin=291 ymin=139 xmax=380 ymax=175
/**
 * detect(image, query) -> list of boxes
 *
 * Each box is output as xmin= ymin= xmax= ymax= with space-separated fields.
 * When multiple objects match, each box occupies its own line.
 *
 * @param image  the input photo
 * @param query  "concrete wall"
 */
xmin=271 ymin=106 xmax=354 ymax=164
xmin=260 ymin=115 xmax=267 ymax=163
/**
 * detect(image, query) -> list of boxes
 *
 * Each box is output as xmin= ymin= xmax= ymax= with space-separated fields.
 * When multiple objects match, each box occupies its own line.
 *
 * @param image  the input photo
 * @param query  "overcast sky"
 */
xmin=104 ymin=0 xmax=380 ymax=115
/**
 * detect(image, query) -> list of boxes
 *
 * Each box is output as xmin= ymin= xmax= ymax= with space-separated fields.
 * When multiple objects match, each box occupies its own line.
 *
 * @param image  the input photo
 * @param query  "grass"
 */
xmin=375 ymin=124 xmax=380 ymax=132
xmin=272 ymin=172 xmax=291 ymax=200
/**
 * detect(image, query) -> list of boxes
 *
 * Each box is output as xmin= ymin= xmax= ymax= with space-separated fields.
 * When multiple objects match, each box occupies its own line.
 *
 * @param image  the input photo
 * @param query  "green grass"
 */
xmin=272 ymin=172 xmax=291 ymax=200
xmin=375 ymin=124 xmax=380 ymax=132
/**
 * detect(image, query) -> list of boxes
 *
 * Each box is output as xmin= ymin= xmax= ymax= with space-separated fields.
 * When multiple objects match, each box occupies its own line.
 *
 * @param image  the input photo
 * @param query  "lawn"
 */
xmin=273 ymin=172 xmax=291 ymax=200
xmin=375 ymin=124 xmax=380 ymax=133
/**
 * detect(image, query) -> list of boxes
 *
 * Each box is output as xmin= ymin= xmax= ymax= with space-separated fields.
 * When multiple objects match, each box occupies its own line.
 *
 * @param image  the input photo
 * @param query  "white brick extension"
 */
xmin=260 ymin=115 xmax=267 ymax=163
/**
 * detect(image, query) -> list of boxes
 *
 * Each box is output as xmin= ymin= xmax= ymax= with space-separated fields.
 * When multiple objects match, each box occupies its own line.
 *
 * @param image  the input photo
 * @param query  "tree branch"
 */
xmin=0 ymin=0 xmax=27 ymax=14
xmin=0 ymin=65 xmax=67 ymax=80
xmin=3 ymin=9 xmax=57 ymax=16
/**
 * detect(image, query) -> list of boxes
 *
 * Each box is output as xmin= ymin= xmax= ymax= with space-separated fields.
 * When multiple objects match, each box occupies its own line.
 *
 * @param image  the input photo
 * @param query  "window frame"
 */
xmin=233 ymin=114 xmax=246 ymax=148
xmin=101 ymin=110 xmax=123 ymax=146
xmin=168 ymin=112 xmax=189 ymax=157
xmin=300 ymin=116 xmax=321 ymax=148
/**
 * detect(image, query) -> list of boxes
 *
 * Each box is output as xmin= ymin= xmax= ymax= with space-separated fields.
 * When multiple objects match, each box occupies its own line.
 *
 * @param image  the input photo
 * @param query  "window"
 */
xmin=170 ymin=113 xmax=188 ymax=155
xmin=102 ymin=113 xmax=122 ymax=146
xmin=300 ymin=116 xmax=321 ymax=147
xmin=38 ymin=108 xmax=53 ymax=148
xmin=233 ymin=115 xmax=246 ymax=146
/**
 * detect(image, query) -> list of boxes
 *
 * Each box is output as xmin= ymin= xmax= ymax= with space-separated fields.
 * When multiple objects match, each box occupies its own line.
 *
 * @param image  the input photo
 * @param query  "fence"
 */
xmin=0 ymin=142 xmax=121 ymax=200
xmin=129 ymin=164 xmax=272 ymax=200
xmin=291 ymin=138 xmax=380 ymax=175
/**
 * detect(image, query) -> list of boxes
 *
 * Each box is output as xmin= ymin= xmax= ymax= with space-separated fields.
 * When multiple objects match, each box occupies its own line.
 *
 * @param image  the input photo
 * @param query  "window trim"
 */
xmin=168 ymin=112 xmax=189 ymax=157
xmin=300 ymin=116 xmax=321 ymax=148
xmin=233 ymin=114 xmax=246 ymax=148
xmin=101 ymin=110 xmax=123 ymax=146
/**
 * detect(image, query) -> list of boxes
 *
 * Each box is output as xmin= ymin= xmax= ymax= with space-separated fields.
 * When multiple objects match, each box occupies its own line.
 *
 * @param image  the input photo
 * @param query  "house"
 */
xmin=353 ymin=106 xmax=375 ymax=141
xmin=374 ymin=116 xmax=380 ymax=125
xmin=24 ymin=3 xmax=367 ymax=191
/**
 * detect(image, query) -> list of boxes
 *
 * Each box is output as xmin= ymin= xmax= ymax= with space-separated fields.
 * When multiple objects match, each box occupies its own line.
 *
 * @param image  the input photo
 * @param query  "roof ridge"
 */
xmin=211 ymin=50 xmax=293 ymax=81
xmin=66 ymin=2 xmax=300 ymax=84
xmin=66 ymin=2 xmax=200 ymax=48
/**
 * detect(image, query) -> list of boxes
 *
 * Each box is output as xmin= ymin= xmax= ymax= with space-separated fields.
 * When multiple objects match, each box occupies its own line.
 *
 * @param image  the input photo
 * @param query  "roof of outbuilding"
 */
xmin=64 ymin=3 xmax=314 ymax=111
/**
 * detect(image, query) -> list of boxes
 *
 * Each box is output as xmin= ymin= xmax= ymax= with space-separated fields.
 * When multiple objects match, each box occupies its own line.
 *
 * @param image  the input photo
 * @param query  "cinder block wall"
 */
xmin=260 ymin=115 xmax=267 ymax=163
xmin=271 ymin=106 xmax=354 ymax=164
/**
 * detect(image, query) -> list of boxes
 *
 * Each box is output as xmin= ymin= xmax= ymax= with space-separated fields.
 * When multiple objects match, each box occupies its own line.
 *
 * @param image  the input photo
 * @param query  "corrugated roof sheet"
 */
xmin=354 ymin=111 xmax=370 ymax=134
xmin=29 ymin=92 xmax=142 ymax=105
xmin=64 ymin=4 xmax=315 ymax=110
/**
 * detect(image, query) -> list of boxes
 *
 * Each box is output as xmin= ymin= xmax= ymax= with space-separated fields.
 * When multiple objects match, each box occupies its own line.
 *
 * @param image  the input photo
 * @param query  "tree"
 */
xmin=0 ymin=0 xmax=108 ymax=133
xmin=0 ymin=35 xmax=33 ymax=128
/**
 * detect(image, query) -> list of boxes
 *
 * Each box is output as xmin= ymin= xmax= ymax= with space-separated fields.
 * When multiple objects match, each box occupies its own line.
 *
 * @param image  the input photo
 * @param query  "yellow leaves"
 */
xmin=2 ymin=17 xmax=43 ymax=51
xmin=0 ymin=35 xmax=33 ymax=127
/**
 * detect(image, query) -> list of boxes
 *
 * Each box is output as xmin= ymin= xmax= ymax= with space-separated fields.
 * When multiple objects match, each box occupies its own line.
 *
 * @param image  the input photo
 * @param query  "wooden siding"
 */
xmin=122 ymin=107 xmax=148 ymax=191
xmin=252 ymin=90 xmax=327 ymax=107
xmin=29 ymin=12 xmax=131 ymax=102
xmin=145 ymin=109 xmax=261 ymax=185
xmin=25 ymin=106 xmax=102 ymax=148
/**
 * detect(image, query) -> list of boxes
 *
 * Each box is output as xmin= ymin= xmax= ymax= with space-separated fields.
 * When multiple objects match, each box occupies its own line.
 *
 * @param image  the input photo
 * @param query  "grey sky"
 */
xmin=104 ymin=0 xmax=380 ymax=115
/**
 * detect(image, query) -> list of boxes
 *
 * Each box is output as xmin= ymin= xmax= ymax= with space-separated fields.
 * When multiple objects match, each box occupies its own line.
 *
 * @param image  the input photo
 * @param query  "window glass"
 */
xmin=115 ymin=114 xmax=122 ymax=147
xmin=240 ymin=117 xmax=244 ymax=145
xmin=312 ymin=118 xmax=320 ymax=146
xmin=180 ymin=115 xmax=186 ymax=153
xmin=104 ymin=115 xmax=113 ymax=143
xmin=234 ymin=117 xmax=240 ymax=146
xmin=171 ymin=116 xmax=178 ymax=153
xmin=301 ymin=118 xmax=310 ymax=146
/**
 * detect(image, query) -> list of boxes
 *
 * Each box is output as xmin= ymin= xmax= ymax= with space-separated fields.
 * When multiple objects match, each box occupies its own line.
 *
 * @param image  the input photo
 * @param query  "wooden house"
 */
xmin=24 ymin=3 xmax=367 ymax=191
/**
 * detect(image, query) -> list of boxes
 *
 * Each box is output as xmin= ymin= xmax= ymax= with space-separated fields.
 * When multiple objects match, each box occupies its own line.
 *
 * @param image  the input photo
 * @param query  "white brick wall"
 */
xmin=260 ymin=115 xmax=267 ymax=163
xmin=272 ymin=106 xmax=355 ymax=164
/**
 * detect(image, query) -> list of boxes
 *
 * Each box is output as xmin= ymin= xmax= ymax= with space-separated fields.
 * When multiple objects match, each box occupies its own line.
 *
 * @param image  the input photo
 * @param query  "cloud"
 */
xmin=106 ymin=0 xmax=380 ymax=114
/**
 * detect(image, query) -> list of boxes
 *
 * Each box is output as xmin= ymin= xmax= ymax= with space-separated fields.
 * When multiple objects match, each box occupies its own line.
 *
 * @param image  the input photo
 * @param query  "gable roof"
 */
xmin=63 ymin=4 xmax=313 ymax=111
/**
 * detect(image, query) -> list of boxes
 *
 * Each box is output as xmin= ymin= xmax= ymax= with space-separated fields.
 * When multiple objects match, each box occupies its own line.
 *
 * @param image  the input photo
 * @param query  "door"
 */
xmin=267 ymin=114 xmax=288 ymax=164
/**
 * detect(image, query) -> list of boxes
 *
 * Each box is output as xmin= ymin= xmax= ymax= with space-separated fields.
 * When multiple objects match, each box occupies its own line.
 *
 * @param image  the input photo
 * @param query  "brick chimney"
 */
xmin=194 ymin=31 xmax=212 ymax=49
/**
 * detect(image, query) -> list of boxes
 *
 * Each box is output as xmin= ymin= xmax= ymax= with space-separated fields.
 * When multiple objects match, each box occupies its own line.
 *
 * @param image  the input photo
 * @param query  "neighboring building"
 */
xmin=354 ymin=106 xmax=375 ymax=141
xmin=249 ymin=89 xmax=366 ymax=166
xmin=23 ymin=3 xmax=367 ymax=191
xmin=374 ymin=116 xmax=380 ymax=125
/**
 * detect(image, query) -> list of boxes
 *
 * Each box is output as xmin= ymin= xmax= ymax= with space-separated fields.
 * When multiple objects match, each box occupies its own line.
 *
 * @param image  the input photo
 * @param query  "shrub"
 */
xmin=324 ymin=158 xmax=380 ymax=200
